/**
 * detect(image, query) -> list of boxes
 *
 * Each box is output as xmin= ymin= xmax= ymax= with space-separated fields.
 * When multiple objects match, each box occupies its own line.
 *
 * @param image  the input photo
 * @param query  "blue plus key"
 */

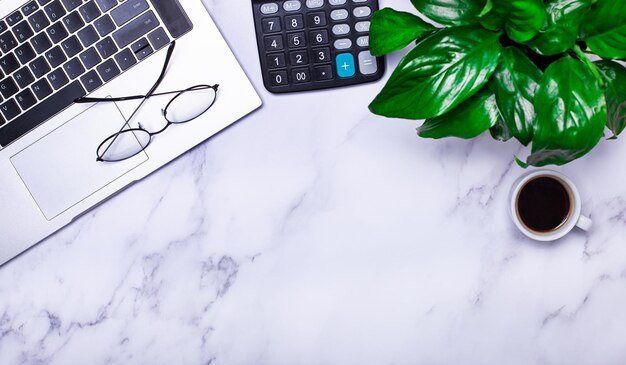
xmin=335 ymin=53 xmax=355 ymax=78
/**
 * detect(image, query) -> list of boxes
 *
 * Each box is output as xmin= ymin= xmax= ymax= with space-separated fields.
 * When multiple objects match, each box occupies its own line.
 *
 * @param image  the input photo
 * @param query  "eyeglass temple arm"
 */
xmin=75 ymin=42 xmax=177 ymax=104
xmin=74 ymin=85 xmax=216 ymax=104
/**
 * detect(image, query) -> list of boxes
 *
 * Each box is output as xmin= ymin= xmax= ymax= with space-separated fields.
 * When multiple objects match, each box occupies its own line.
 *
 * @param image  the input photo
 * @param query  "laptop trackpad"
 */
xmin=10 ymin=102 xmax=148 ymax=220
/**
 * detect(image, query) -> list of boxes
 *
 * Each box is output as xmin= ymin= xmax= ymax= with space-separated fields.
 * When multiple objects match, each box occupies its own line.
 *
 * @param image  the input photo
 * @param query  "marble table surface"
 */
xmin=3 ymin=0 xmax=626 ymax=364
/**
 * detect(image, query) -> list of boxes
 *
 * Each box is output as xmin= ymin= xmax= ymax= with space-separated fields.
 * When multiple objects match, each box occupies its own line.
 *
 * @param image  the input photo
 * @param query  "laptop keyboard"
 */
xmin=0 ymin=0 xmax=192 ymax=148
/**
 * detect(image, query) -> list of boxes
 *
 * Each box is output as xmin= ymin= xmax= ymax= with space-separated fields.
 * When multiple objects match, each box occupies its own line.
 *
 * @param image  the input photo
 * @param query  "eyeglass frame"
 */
xmin=75 ymin=41 xmax=219 ymax=162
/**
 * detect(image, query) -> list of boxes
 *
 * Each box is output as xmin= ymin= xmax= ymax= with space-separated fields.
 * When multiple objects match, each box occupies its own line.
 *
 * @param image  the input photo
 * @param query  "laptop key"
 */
xmin=15 ymin=43 xmax=37 ymax=64
xmin=79 ymin=47 xmax=101 ymax=69
xmin=114 ymin=48 xmax=136 ymax=71
xmin=61 ymin=35 xmax=83 ymax=58
xmin=0 ymin=77 xmax=19 ymax=99
xmin=63 ymin=11 xmax=84 ymax=33
xmin=47 ymin=21 xmax=69 ymax=43
xmin=44 ymin=1 xmax=66 ymax=22
xmin=31 ymin=32 xmax=53 ymax=53
xmin=95 ymin=0 xmax=117 ymax=12
xmin=31 ymin=78 xmax=53 ymax=99
xmin=6 ymin=12 xmax=24 ymax=27
xmin=111 ymin=0 xmax=149 ymax=26
xmin=0 ymin=54 xmax=20 ymax=74
xmin=96 ymin=58 xmax=119 ymax=82
xmin=47 ymin=67 xmax=69 ymax=89
xmin=28 ymin=10 xmax=50 ymax=32
xmin=63 ymin=57 xmax=85 ymax=79
xmin=29 ymin=56 xmax=51 ymax=78
xmin=22 ymin=1 xmax=40 ymax=16
xmin=135 ymin=44 xmax=152 ymax=60
xmin=0 ymin=114 xmax=5 ymax=127
xmin=79 ymin=1 xmax=101 ymax=23
xmin=77 ymin=25 xmax=99 ymax=47
xmin=16 ymin=89 xmax=37 ymax=110
xmin=13 ymin=21 xmax=35 ymax=43
xmin=61 ymin=0 xmax=83 ymax=12
xmin=14 ymin=66 xmax=35 ymax=88
xmin=45 ymin=46 xmax=67 ymax=68
xmin=80 ymin=69 xmax=102 ymax=92
xmin=0 ymin=81 xmax=86 ymax=146
xmin=0 ymin=21 xmax=7 ymax=34
xmin=147 ymin=27 xmax=169 ymax=51
xmin=112 ymin=11 xmax=158 ymax=48
xmin=95 ymin=36 xmax=117 ymax=59
xmin=94 ymin=14 xmax=115 ymax=37
xmin=130 ymin=37 xmax=148 ymax=53
xmin=0 ymin=99 xmax=21 ymax=121
xmin=0 ymin=32 xmax=19 ymax=53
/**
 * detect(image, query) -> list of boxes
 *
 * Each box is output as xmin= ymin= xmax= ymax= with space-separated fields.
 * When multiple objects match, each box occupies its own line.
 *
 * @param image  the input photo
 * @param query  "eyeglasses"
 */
xmin=75 ymin=41 xmax=219 ymax=162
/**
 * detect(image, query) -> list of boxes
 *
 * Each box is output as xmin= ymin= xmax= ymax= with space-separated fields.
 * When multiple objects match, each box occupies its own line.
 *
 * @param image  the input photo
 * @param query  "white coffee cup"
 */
xmin=509 ymin=170 xmax=592 ymax=241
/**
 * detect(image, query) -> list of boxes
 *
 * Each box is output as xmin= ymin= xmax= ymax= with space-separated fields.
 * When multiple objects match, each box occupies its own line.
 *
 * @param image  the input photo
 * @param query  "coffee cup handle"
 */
xmin=576 ymin=215 xmax=593 ymax=231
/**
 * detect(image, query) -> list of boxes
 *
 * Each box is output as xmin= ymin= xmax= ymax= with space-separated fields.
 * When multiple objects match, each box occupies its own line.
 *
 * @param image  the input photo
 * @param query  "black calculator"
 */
xmin=251 ymin=0 xmax=385 ymax=93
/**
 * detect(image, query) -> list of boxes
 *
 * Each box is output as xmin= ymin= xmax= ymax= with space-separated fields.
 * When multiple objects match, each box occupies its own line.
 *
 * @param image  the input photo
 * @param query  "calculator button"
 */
xmin=292 ymin=67 xmax=310 ymax=83
xmin=333 ymin=38 xmax=352 ymax=50
xmin=270 ymin=70 xmax=288 ymax=86
xmin=267 ymin=52 xmax=286 ymax=68
xmin=330 ymin=9 xmax=348 ymax=20
xmin=260 ymin=3 xmax=279 ymax=14
xmin=262 ymin=17 xmax=281 ymax=33
xmin=358 ymin=51 xmax=377 ymax=75
xmin=314 ymin=65 xmax=333 ymax=81
xmin=312 ymin=47 xmax=330 ymax=62
xmin=310 ymin=30 xmax=328 ymax=45
xmin=290 ymin=50 xmax=308 ymax=66
xmin=306 ymin=0 xmax=324 ymax=8
xmin=329 ymin=0 xmax=346 ymax=5
xmin=354 ymin=6 xmax=371 ymax=18
xmin=283 ymin=0 xmax=301 ymax=11
xmin=285 ymin=15 xmax=304 ymax=30
xmin=332 ymin=24 xmax=350 ymax=36
xmin=307 ymin=12 xmax=326 ymax=27
xmin=336 ymin=53 xmax=355 ymax=78
xmin=264 ymin=35 xmax=284 ymax=50
xmin=288 ymin=32 xmax=306 ymax=48
xmin=355 ymin=21 xmax=370 ymax=32
xmin=356 ymin=35 xmax=369 ymax=47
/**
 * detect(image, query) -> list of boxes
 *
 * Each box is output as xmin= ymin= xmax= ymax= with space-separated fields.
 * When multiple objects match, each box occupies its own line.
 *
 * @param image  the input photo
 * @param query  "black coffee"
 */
xmin=517 ymin=176 xmax=571 ymax=233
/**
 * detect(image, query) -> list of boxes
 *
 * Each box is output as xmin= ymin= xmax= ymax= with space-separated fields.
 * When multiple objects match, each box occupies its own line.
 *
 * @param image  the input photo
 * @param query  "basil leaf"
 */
xmin=370 ymin=8 xmax=437 ymax=57
xmin=503 ymin=0 xmax=547 ymax=43
xmin=528 ymin=0 xmax=591 ymax=56
xmin=369 ymin=26 xmax=502 ymax=120
xmin=526 ymin=57 xmax=607 ymax=167
xmin=581 ymin=0 xmax=626 ymax=59
xmin=418 ymin=89 xmax=501 ymax=139
xmin=411 ymin=0 xmax=489 ymax=26
xmin=488 ymin=47 xmax=542 ymax=145
xmin=595 ymin=60 xmax=626 ymax=138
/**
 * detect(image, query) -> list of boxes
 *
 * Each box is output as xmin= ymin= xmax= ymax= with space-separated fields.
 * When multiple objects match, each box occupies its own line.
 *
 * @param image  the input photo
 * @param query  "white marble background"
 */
xmin=3 ymin=0 xmax=626 ymax=364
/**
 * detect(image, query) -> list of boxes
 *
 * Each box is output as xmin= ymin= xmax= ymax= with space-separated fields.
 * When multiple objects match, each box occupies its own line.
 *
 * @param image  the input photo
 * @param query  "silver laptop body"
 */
xmin=0 ymin=0 xmax=262 ymax=265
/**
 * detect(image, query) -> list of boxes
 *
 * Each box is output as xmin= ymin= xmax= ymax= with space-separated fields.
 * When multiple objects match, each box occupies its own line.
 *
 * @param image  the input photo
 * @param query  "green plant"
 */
xmin=368 ymin=0 xmax=626 ymax=167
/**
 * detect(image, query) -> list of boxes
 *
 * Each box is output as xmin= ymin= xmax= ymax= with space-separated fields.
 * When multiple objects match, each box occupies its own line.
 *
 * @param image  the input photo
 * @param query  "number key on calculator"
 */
xmin=252 ymin=0 xmax=385 ymax=93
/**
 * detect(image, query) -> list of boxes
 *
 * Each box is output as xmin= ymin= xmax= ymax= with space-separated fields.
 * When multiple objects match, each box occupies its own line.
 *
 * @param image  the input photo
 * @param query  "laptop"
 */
xmin=0 ymin=0 xmax=262 ymax=266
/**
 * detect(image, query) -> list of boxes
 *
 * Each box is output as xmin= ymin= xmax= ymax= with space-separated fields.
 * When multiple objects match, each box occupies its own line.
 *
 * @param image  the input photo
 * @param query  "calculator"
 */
xmin=251 ymin=0 xmax=385 ymax=93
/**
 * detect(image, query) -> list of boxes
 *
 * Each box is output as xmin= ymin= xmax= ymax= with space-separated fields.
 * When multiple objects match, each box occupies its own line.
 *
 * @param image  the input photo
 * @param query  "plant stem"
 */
xmin=572 ymin=45 xmax=606 ymax=88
